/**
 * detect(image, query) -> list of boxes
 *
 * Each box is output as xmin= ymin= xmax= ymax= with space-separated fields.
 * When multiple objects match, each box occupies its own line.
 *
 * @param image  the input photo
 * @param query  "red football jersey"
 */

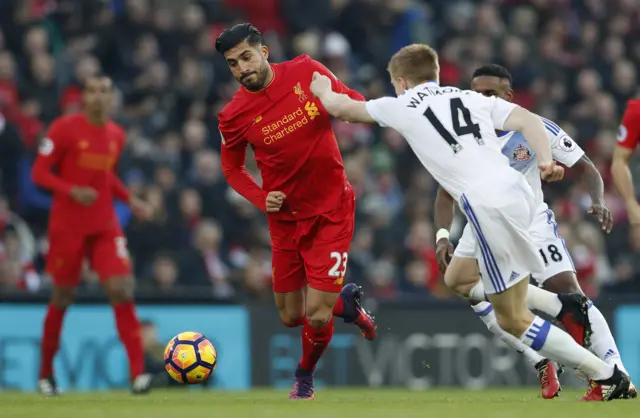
xmin=218 ymin=55 xmax=364 ymax=220
xmin=617 ymin=99 xmax=640 ymax=149
xmin=32 ymin=113 xmax=130 ymax=234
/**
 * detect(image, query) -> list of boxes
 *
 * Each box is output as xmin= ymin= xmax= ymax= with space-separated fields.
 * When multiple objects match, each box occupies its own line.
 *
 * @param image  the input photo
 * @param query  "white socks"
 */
xmin=587 ymin=303 xmax=628 ymax=374
xmin=472 ymin=302 xmax=544 ymax=368
xmin=523 ymin=285 xmax=562 ymax=317
xmin=468 ymin=281 xmax=630 ymax=378
xmin=468 ymin=282 xmax=488 ymax=303
xmin=520 ymin=316 xmax=614 ymax=381
xmin=468 ymin=281 xmax=562 ymax=318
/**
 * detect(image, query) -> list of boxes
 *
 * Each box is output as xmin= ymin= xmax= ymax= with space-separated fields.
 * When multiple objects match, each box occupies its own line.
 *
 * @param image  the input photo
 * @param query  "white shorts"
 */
xmin=457 ymin=171 xmax=545 ymax=294
xmin=455 ymin=206 xmax=575 ymax=285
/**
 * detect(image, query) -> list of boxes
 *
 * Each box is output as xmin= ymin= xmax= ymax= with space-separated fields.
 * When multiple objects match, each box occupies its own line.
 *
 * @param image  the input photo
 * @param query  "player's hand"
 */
xmin=265 ymin=191 xmax=286 ymax=213
xmin=587 ymin=200 xmax=613 ymax=233
xmin=70 ymin=186 xmax=98 ymax=205
xmin=130 ymin=197 xmax=153 ymax=221
xmin=310 ymin=72 xmax=332 ymax=97
xmin=539 ymin=162 xmax=564 ymax=182
xmin=436 ymin=238 xmax=454 ymax=274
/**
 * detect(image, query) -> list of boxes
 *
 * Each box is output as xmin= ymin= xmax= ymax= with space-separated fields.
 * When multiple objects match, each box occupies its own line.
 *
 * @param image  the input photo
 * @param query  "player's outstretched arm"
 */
xmin=310 ymin=72 xmax=374 ymax=124
xmin=220 ymin=142 xmax=269 ymax=212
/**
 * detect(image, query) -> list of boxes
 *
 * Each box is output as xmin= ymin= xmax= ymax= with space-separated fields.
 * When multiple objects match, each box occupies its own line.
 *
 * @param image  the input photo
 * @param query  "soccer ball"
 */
xmin=164 ymin=331 xmax=217 ymax=384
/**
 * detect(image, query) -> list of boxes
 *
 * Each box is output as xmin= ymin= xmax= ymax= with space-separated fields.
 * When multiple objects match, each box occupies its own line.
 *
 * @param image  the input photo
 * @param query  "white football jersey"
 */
xmin=499 ymin=119 xmax=584 ymax=210
xmin=365 ymin=81 xmax=518 ymax=200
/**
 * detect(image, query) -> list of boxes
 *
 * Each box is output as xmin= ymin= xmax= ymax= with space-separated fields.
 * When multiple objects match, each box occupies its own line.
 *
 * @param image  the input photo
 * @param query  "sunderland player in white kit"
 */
xmin=434 ymin=65 xmax=635 ymax=401
xmin=309 ymin=44 xmax=630 ymax=401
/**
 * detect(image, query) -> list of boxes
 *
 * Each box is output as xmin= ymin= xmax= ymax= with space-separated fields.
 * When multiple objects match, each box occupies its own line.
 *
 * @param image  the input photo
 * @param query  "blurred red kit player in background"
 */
xmin=611 ymin=99 xmax=640 ymax=227
xmin=31 ymin=75 xmax=153 ymax=396
xmin=216 ymin=23 xmax=377 ymax=399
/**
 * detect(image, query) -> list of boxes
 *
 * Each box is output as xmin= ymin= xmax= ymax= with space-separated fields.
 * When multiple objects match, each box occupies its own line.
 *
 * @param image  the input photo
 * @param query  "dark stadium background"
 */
xmin=0 ymin=0 xmax=639 ymax=392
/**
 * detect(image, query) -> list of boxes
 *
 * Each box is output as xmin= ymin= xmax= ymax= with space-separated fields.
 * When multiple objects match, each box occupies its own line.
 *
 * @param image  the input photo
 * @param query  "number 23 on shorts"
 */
xmin=328 ymin=251 xmax=348 ymax=284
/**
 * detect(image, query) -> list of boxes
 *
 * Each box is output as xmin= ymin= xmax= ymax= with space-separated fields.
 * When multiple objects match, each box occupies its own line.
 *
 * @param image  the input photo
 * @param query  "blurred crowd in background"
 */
xmin=1 ymin=0 xmax=640 ymax=301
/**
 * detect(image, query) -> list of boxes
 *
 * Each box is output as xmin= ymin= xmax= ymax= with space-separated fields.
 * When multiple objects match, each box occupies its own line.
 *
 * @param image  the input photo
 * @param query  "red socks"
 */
xmin=40 ymin=302 xmax=144 ymax=381
xmin=332 ymin=296 xmax=345 ymax=317
xmin=113 ymin=302 xmax=145 ymax=380
xmin=280 ymin=298 xmax=341 ymax=372
xmin=39 ymin=305 xmax=67 ymax=379
xmin=299 ymin=317 xmax=334 ymax=372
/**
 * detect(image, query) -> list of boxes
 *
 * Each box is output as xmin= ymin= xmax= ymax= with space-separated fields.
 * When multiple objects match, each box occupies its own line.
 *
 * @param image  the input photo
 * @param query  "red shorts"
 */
xmin=269 ymin=189 xmax=356 ymax=293
xmin=46 ymin=228 xmax=132 ymax=286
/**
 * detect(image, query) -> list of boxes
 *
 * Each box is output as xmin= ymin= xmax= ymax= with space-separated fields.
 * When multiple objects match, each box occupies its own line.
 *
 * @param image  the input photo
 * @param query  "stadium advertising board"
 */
xmin=0 ymin=305 xmax=250 ymax=391
xmin=615 ymin=305 xmax=640 ymax=382
xmin=250 ymin=304 xmax=615 ymax=388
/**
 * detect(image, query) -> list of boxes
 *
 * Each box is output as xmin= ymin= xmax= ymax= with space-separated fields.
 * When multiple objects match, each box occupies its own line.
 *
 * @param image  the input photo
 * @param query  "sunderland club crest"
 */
xmin=513 ymin=144 xmax=532 ymax=161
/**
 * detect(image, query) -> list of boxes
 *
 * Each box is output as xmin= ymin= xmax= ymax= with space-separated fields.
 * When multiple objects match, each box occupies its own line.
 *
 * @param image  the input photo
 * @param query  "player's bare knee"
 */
xmin=274 ymin=292 xmax=305 ymax=325
xmin=104 ymin=277 xmax=134 ymax=304
xmin=445 ymin=274 xmax=474 ymax=298
xmin=305 ymin=303 xmax=332 ymax=329
xmin=495 ymin=310 xmax=530 ymax=337
xmin=443 ymin=269 xmax=458 ymax=292
xmin=278 ymin=308 xmax=304 ymax=326
xmin=306 ymin=312 xmax=331 ymax=329
xmin=51 ymin=286 xmax=76 ymax=308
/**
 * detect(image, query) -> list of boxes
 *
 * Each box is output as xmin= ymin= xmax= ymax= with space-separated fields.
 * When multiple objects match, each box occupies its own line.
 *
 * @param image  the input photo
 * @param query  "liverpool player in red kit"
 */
xmin=216 ymin=24 xmax=377 ymax=399
xmin=612 ymin=99 xmax=640 ymax=227
xmin=32 ymin=75 xmax=152 ymax=395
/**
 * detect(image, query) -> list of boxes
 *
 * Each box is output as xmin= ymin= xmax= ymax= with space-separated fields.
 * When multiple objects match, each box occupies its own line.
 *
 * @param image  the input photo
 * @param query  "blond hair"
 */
xmin=388 ymin=44 xmax=439 ymax=86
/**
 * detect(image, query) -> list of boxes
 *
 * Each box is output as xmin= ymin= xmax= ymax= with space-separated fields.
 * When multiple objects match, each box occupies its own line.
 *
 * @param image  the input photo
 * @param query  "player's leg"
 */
xmin=38 ymin=231 xmax=84 ymax=396
xmin=466 ymin=278 xmax=592 ymax=345
xmin=535 ymin=213 xmax=631 ymax=374
xmin=327 ymin=194 xmax=376 ymax=339
xmin=445 ymin=252 xmax=560 ymax=398
xmin=271 ymin=196 xmax=375 ymax=336
xmin=270 ymin=219 xmax=308 ymax=328
xmin=460 ymin=191 xmax=629 ymax=400
xmin=531 ymin=213 xmax=635 ymax=397
xmin=447 ymin=230 xmax=559 ymax=371
xmin=446 ymin=255 xmax=547 ymax=368
xmin=288 ymin=198 xmax=375 ymax=400
xmin=271 ymin=245 xmax=319 ymax=400
xmin=541 ymin=271 xmax=637 ymax=400
xmin=91 ymin=230 xmax=148 ymax=394
xmin=531 ymin=209 xmax=635 ymax=398
xmin=272 ymin=248 xmax=307 ymax=327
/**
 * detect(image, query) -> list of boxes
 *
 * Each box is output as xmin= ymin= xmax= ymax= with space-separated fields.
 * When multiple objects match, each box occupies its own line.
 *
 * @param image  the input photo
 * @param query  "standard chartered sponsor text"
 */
xmin=262 ymin=107 xmax=310 ymax=145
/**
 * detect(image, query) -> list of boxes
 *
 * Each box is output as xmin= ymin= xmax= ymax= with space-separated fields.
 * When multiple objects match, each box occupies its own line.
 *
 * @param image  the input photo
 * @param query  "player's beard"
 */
xmin=86 ymin=104 xmax=109 ymax=124
xmin=240 ymin=65 xmax=270 ymax=91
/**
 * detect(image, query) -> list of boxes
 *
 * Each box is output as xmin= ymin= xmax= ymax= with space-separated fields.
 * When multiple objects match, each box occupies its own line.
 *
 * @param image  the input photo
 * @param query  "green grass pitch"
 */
xmin=0 ymin=388 xmax=637 ymax=418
